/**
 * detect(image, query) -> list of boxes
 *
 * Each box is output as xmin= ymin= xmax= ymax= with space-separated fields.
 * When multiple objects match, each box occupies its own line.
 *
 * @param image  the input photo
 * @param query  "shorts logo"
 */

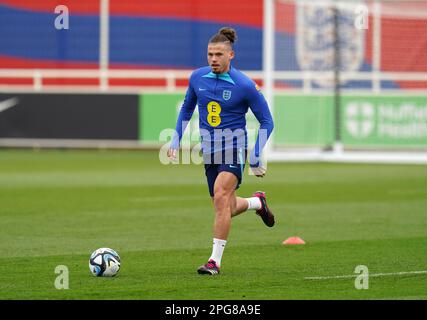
xmin=222 ymin=90 xmax=232 ymax=101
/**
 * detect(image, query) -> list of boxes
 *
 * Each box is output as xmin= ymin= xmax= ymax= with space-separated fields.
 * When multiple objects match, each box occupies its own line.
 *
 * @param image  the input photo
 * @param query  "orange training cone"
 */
xmin=282 ymin=236 xmax=305 ymax=245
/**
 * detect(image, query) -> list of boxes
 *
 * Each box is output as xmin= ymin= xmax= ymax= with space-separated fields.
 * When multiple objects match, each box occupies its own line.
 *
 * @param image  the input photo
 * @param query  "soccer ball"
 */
xmin=89 ymin=247 xmax=121 ymax=277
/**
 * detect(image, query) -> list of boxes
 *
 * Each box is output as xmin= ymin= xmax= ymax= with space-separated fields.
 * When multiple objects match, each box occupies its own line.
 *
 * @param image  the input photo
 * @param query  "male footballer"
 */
xmin=168 ymin=27 xmax=275 ymax=275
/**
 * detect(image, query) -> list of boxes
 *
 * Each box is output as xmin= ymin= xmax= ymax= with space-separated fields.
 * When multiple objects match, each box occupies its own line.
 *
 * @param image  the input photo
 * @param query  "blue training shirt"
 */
xmin=171 ymin=66 xmax=274 ymax=166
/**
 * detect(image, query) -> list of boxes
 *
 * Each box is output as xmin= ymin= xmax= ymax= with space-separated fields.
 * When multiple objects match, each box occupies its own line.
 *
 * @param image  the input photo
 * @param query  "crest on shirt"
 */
xmin=222 ymin=90 xmax=232 ymax=101
xmin=296 ymin=2 xmax=365 ymax=87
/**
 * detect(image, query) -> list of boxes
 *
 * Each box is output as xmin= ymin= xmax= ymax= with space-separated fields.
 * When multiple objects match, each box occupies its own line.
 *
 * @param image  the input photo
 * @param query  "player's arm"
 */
xmin=168 ymin=74 xmax=197 ymax=161
xmin=247 ymin=82 xmax=274 ymax=177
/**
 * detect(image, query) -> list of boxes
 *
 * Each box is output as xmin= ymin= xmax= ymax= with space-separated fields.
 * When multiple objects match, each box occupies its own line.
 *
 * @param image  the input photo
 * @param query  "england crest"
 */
xmin=222 ymin=90 xmax=232 ymax=101
xmin=296 ymin=1 xmax=366 ymax=87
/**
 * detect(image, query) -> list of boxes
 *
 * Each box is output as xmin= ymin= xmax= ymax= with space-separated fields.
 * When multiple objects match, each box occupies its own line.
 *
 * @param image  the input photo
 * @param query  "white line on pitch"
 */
xmin=305 ymin=270 xmax=427 ymax=280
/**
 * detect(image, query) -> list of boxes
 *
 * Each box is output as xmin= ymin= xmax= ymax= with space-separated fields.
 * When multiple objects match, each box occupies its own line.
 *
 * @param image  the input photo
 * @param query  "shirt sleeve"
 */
xmin=246 ymin=82 xmax=274 ymax=167
xmin=170 ymin=73 xmax=197 ymax=149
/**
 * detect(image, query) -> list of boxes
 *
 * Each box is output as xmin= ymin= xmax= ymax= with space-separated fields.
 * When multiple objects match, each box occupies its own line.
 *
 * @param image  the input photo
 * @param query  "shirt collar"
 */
xmin=202 ymin=67 xmax=235 ymax=85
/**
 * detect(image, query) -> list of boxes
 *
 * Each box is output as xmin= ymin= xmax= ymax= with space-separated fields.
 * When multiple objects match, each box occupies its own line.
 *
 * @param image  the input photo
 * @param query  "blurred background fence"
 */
xmin=0 ymin=0 xmax=426 ymax=162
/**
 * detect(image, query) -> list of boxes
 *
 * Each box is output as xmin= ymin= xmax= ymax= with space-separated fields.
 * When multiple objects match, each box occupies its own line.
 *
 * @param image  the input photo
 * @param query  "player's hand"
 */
xmin=167 ymin=148 xmax=178 ymax=162
xmin=250 ymin=165 xmax=266 ymax=178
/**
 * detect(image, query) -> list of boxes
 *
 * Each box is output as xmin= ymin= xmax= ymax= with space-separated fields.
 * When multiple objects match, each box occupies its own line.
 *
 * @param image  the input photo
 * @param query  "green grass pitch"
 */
xmin=0 ymin=149 xmax=426 ymax=299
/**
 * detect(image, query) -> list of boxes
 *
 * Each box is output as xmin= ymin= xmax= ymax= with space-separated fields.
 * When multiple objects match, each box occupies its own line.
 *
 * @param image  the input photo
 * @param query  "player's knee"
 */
xmin=213 ymin=188 xmax=228 ymax=209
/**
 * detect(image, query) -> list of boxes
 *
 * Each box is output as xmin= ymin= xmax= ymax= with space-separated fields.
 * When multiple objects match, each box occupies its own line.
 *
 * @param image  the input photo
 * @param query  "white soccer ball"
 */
xmin=89 ymin=247 xmax=121 ymax=277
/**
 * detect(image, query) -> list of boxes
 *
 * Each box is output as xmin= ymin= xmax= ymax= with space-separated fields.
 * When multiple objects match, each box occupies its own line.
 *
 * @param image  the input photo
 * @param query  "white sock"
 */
xmin=209 ymin=238 xmax=227 ymax=267
xmin=246 ymin=197 xmax=262 ymax=210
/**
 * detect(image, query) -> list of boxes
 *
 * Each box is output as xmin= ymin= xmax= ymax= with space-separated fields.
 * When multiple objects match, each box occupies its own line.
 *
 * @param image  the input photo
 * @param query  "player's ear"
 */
xmin=229 ymin=50 xmax=235 ymax=60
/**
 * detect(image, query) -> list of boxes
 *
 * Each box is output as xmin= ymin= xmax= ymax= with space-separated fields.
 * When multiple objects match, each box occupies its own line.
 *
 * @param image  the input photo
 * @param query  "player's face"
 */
xmin=207 ymin=43 xmax=234 ymax=74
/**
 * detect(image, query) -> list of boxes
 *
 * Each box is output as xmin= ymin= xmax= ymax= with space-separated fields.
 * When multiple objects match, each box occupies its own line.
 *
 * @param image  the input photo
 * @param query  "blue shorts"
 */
xmin=203 ymin=148 xmax=247 ymax=197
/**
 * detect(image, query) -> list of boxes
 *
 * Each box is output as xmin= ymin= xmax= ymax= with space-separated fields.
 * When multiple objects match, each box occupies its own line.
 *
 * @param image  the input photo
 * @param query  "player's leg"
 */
xmin=232 ymin=194 xmax=274 ymax=228
xmin=209 ymin=149 xmax=274 ymax=224
xmin=212 ymin=171 xmax=238 ymax=240
xmin=208 ymin=194 xmax=250 ymax=217
xmin=198 ymin=171 xmax=237 ymax=275
xmin=231 ymin=196 xmax=261 ymax=217
xmin=230 ymin=147 xmax=275 ymax=226
xmin=209 ymin=150 xmax=275 ymax=225
xmin=231 ymin=195 xmax=247 ymax=216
